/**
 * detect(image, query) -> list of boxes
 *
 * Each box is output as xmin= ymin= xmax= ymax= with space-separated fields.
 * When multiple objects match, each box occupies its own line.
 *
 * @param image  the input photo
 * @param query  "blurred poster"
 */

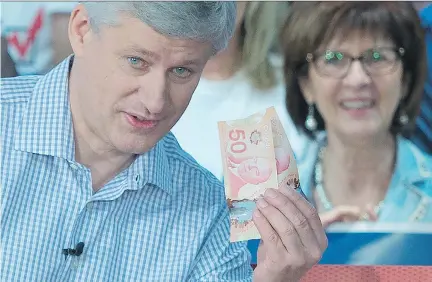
xmin=300 ymin=265 xmax=432 ymax=282
xmin=248 ymin=223 xmax=432 ymax=265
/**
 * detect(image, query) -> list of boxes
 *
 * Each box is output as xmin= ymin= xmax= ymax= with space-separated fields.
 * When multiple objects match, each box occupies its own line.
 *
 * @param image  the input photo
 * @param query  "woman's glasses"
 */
xmin=306 ymin=47 xmax=405 ymax=78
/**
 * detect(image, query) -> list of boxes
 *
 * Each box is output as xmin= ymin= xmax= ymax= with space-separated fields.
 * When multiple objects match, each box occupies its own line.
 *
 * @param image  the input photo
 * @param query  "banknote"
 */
xmin=218 ymin=107 xmax=301 ymax=242
xmin=267 ymin=107 xmax=301 ymax=191
xmin=218 ymin=108 xmax=278 ymax=242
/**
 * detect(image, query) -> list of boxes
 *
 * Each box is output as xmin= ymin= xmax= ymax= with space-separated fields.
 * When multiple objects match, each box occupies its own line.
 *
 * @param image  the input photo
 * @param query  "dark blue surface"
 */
xmin=247 ymin=232 xmax=432 ymax=265
xmin=247 ymin=239 xmax=260 ymax=263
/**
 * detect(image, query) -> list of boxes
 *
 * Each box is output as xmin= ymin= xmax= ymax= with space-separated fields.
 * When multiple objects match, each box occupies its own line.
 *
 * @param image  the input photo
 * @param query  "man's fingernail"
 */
xmin=265 ymin=188 xmax=278 ymax=198
xmin=257 ymin=199 xmax=268 ymax=208
xmin=254 ymin=209 xmax=262 ymax=218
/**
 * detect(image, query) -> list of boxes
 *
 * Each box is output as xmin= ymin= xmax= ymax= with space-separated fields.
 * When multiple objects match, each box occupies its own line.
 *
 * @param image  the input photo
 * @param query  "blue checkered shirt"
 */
xmin=1 ymin=58 xmax=253 ymax=281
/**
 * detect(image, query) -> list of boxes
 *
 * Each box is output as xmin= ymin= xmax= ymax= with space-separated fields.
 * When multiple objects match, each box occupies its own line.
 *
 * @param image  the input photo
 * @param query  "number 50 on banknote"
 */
xmin=218 ymin=107 xmax=301 ymax=242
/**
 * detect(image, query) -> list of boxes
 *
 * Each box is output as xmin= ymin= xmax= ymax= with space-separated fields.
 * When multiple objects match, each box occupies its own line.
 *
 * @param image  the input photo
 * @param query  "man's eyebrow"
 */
xmin=126 ymin=45 xmax=202 ymax=66
xmin=127 ymin=45 xmax=161 ymax=60
xmin=180 ymin=60 xmax=201 ymax=67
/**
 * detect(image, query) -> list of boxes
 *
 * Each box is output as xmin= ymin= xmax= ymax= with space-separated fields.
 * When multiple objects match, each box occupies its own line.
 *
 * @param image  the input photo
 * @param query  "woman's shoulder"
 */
xmin=399 ymin=137 xmax=432 ymax=172
xmin=397 ymin=137 xmax=432 ymax=196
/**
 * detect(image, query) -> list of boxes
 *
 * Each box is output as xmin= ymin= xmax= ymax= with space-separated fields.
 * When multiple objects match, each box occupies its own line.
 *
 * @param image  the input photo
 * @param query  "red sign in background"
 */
xmin=249 ymin=224 xmax=432 ymax=281
xmin=301 ymin=265 xmax=432 ymax=282
xmin=251 ymin=265 xmax=432 ymax=281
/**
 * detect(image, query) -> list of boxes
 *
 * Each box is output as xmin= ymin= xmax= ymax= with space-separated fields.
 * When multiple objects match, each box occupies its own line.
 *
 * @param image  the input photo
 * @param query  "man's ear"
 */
xmin=68 ymin=4 xmax=92 ymax=57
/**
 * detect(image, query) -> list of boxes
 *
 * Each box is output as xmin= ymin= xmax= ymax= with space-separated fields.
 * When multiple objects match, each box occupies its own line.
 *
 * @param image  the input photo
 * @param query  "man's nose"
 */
xmin=137 ymin=71 xmax=168 ymax=115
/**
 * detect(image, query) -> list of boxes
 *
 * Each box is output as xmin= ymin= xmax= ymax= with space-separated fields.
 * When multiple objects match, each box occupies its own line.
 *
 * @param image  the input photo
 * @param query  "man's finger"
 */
xmin=263 ymin=188 xmax=322 ymax=260
xmin=254 ymin=198 xmax=304 ymax=259
xmin=279 ymin=186 xmax=328 ymax=252
xmin=253 ymin=209 xmax=287 ymax=265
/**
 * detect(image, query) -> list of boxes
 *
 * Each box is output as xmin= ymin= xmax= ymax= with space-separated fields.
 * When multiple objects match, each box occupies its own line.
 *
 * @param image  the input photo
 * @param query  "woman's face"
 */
xmin=300 ymin=31 xmax=405 ymax=139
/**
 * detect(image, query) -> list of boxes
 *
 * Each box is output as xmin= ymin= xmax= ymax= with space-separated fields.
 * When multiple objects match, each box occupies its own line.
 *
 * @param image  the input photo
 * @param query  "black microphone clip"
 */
xmin=62 ymin=242 xmax=85 ymax=258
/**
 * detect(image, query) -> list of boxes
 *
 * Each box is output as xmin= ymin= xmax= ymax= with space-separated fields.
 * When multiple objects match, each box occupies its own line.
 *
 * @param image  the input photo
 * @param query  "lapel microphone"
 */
xmin=62 ymin=242 xmax=85 ymax=258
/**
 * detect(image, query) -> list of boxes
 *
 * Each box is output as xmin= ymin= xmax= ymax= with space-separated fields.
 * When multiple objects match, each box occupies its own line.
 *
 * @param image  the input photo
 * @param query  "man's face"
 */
xmin=70 ymin=7 xmax=213 ymax=154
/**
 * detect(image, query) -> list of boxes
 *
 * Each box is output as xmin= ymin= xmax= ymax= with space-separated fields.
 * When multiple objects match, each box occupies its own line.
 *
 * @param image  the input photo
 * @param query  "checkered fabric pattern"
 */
xmin=1 ymin=57 xmax=253 ymax=281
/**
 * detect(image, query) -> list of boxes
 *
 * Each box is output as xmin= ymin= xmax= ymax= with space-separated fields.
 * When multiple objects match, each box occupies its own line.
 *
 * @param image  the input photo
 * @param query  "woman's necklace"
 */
xmin=313 ymin=147 xmax=384 ymax=220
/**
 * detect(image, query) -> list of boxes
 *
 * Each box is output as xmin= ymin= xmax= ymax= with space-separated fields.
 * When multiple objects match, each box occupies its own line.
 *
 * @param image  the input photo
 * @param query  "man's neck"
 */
xmin=73 ymin=130 xmax=136 ymax=192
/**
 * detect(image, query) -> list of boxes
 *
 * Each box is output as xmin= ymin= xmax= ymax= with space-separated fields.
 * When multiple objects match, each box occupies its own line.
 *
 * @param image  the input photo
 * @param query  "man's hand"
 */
xmin=252 ymin=187 xmax=328 ymax=282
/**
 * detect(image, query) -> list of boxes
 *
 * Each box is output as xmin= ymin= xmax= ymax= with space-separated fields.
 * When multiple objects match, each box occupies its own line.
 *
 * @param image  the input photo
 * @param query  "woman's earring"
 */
xmin=305 ymin=103 xmax=317 ymax=131
xmin=399 ymin=109 xmax=409 ymax=126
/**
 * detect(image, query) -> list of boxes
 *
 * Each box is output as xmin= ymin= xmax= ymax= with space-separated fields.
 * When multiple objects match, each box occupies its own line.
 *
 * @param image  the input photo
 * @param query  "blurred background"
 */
xmin=1 ymin=1 xmax=431 ymax=268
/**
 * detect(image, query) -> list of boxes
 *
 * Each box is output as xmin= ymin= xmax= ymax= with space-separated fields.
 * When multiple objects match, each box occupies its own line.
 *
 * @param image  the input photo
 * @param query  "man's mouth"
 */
xmin=132 ymin=115 xmax=147 ymax=121
xmin=124 ymin=113 xmax=159 ymax=129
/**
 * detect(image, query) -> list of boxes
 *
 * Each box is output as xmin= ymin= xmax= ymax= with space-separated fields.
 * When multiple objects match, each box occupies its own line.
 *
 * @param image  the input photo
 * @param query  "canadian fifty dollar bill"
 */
xmin=218 ymin=107 xmax=301 ymax=242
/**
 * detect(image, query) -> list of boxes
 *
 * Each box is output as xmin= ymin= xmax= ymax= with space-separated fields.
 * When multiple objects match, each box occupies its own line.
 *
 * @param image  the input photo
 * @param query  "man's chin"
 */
xmin=113 ymin=124 xmax=170 ymax=154
xmin=113 ymin=138 xmax=159 ymax=155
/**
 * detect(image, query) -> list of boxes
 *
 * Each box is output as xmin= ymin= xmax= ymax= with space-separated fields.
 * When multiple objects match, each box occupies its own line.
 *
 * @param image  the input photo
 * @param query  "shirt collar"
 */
xmin=127 ymin=136 xmax=174 ymax=195
xmin=393 ymin=136 xmax=432 ymax=184
xmin=14 ymin=56 xmax=75 ymax=160
xmin=14 ymin=56 xmax=174 ymax=194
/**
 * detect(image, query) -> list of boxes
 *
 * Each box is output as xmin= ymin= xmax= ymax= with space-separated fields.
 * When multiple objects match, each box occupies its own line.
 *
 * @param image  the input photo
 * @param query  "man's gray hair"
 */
xmin=82 ymin=2 xmax=237 ymax=53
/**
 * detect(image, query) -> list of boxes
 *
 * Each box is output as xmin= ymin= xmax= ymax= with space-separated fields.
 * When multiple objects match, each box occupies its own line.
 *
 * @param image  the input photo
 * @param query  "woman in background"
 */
xmin=172 ymin=2 xmax=309 ymax=180
xmin=281 ymin=2 xmax=432 ymax=227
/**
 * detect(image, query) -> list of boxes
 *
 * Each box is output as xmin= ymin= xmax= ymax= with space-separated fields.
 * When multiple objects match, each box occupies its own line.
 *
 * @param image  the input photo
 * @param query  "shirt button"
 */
xmin=87 ymin=202 xmax=93 ymax=211
xmin=69 ymin=162 xmax=80 ymax=170
xmin=135 ymin=175 xmax=140 ymax=183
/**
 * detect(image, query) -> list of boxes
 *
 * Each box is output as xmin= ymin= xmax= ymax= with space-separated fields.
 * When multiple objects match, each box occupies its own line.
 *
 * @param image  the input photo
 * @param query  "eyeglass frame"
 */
xmin=305 ymin=47 xmax=405 ymax=79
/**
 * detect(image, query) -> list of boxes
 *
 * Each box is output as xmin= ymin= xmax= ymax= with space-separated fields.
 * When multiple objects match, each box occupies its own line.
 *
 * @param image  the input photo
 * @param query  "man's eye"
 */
xmin=127 ymin=57 xmax=146 ymax=68
xmin=171 ymin=67 xmax=192 ymax=78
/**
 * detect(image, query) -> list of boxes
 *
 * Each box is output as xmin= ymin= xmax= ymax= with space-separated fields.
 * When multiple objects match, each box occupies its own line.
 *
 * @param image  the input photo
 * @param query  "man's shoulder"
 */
xmin=1 ymin=76 xmax=42 ymax=145
xmin=162 ymin=132 xmax=224 ymax=186
xmin=1 ymin=75 xmax=41 ymax=104
xmin=162 ymin=132 xmax=226 ymax=202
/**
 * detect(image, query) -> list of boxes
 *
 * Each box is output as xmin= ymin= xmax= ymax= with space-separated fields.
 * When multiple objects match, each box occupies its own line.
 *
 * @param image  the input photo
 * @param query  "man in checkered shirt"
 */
xmin=1 ymin=2 xmax=327 ymax=281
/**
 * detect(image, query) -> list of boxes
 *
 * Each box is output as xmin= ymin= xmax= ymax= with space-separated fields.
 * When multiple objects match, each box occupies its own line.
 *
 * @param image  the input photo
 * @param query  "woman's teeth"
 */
xmin=341 ymin=100 xmax=373 ymax=109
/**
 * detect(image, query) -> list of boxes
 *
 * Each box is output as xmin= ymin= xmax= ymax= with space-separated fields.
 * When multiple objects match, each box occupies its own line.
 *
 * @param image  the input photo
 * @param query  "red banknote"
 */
xmin=218 ymin=107 xmax=300 ymax=242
